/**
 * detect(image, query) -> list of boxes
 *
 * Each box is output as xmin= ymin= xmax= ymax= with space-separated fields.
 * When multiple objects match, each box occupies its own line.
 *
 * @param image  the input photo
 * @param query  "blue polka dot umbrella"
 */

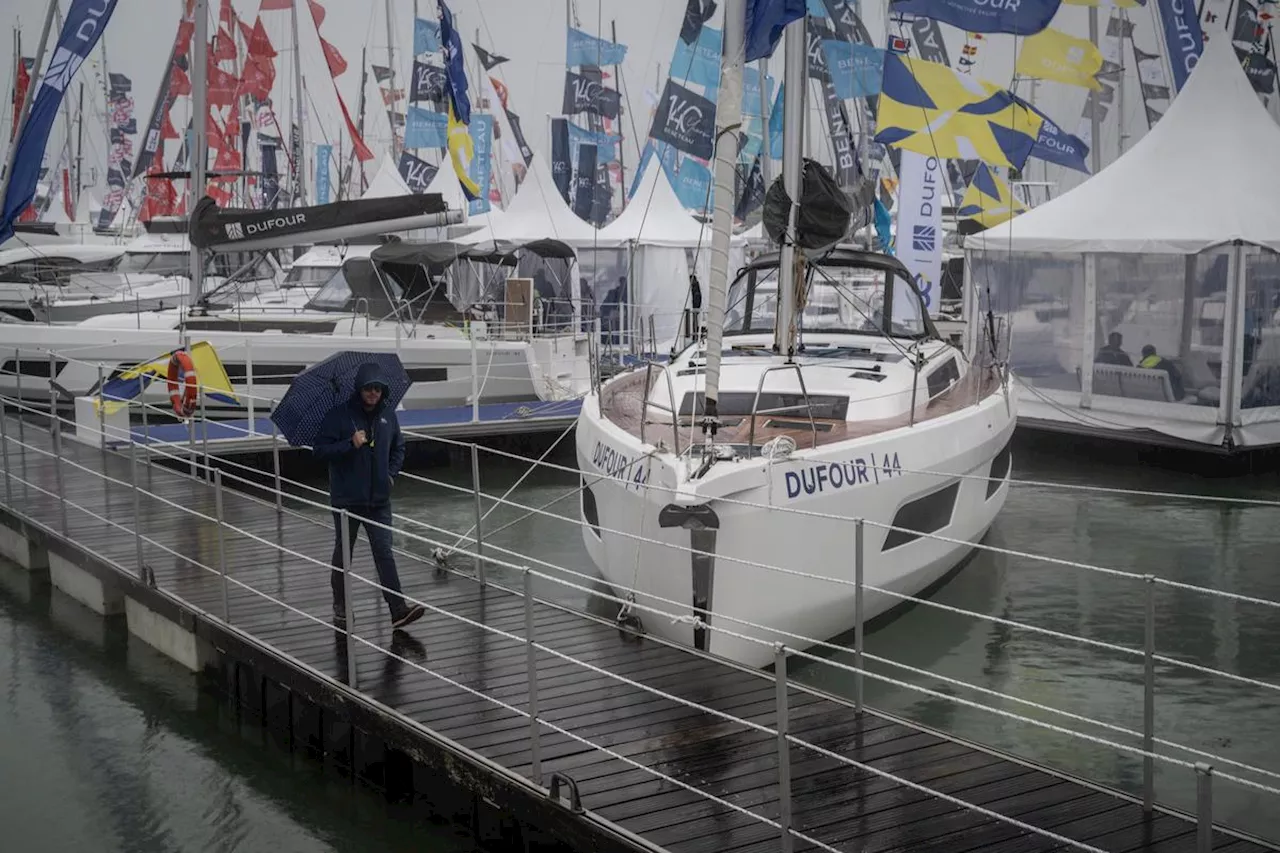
xmin=270 ymin=351 xmax=412 ymax=448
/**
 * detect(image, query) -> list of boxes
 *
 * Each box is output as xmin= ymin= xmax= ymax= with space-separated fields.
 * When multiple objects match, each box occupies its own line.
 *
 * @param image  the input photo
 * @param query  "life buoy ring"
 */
xmin=167 ymin=350 xmax=199 ymax=418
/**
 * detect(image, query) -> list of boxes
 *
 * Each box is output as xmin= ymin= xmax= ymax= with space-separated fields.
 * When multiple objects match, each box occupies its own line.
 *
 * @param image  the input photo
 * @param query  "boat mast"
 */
xmin=290 ymin=0 xmax=307 ymax=205
xmin=74 ymin=83 xmax=84 ymax=209
xmin=773 ymin=15 xmax=806 ymax=361
xmin=1087 ymin=7 xmax=1102 ymax=173
xmin=700 ymin=0 xmax=746 ymax=435
xmin=383 ymin=0 xmax=400 ymax=161
xmin=0 ymin=0 xmax=57 ymax=200
xmin=759 ymin=56 xmax=771 ymax=187
xmin=190 ymin=0 xmax=209 ymax=306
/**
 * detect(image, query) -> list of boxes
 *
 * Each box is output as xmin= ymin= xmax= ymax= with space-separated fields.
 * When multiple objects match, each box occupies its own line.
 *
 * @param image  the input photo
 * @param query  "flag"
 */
xmin=315 ymin=144 xmax=332 ymax=203
xmin=2 ymin=0 xmax=120 ymax=244
xmin=410 ymin=61 xmax=448 ymax=103
xmin=1019 ymin=100 xmax=1091 ymax=173
xmin=873 ymin=197 xmax=893 ymax=253
xmin=681 ymin=0 xmax=718 ymax=43
xmin=1062 ymin=0 xmax=1145 ymax=6
xmin=821 ymin=40 xmax=885 ymax=98
xmin=671 ymin=25 xmax=723 ymax=88
xmin=1016 ymin=27 xmax=1105 ymax=89
xmin=572 ymin=143 xmax=597 ymax=220
xmin=405 ymin=106 xmax=448 ymax=148
xmin=398 ymin=150 xmax=438 ymax=192
xmin=473 ymin=44 xmax=509 ymax=71
xmin=744 ymin=0 xmax=807 ymax=61
xmin=890 ymin=0 xmax=1062 ymax=35
xmin=874 ymin=53 xmax=1044 ymax=168
xmin=956 ymin=163 xmax=1026 ymax=228
xmin=672 ymin=157 xmax=713 ymax=212
xmin=743 ymin=66 xmax=775 ymax=115
xmin=96 ymin=343 xmax=237 ymax=415
xmin=567 ymin=28 xmax=628 ymax=67
xmin=1156 ymin=0 xmax=1204 ymax=90
xmin=896 ymin=151 xmax=944 ymax=312
xmin=562 ymin=70 xmax=622 ymax=118
xmin=651 ymin=79 xmax=716 ymax=159
xmin=447 ymin=104 xmax=480 ymax=200
xmin=438 ymin=0 xmax=471 ymax=125
xmin=414 ymin=18 xmax=441 ymax=54
xmin=567 ymin=121 xmax=620 ymax=163
xmin=466 ymin=114 xmax=495 ymax=214
xmin=551 ymin=118 xmax=573 ymax=202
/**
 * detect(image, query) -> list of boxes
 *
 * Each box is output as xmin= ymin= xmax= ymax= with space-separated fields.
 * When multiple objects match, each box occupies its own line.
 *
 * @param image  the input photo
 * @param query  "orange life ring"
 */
xmin=167 ymin=350 xmax=199 ymax=418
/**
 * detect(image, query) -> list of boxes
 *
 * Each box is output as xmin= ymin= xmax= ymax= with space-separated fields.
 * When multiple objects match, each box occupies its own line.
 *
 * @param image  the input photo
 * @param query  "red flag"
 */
xmin=207 ymin=55 xmax=239 ymax=105
xmin=260 ymin=0 xmax=292 ymax=9
xmin=237 ymin=55 xmax=276 ymax=101
xmin=169 ymin=65 xmax=192 ymax=98
xmin=218 ymin=0 xmax=237 ymax=31
xmin=319 ymin=37 xmax=347 ymax=76
xmin=247 ymin=18 xmax=277 ymax=58
xmin=175 ymin=20 xmax=195 ymax=58
xmin=339 ymin=96 xmax=373 ymax=161
xmin=205 ymin=183 xmax=232 ymax=205
xmin=11 ymin=58 xmax=31 ymax=141
xmin=489 ymin=76 xmax=509 ymax=110
xmin=205 ymin=109 xmax=226 ymax=148
xmin=237 ymin=17 xmax=254 ymax=45
xmin=213 ymin=145 xmax=242 ymax=179
xmin=161 ymin=110 xmax=181 ymax=140
xmin=308 ymin=0 xmax=326 ymax=27
xmin=212 ymin=29 xmax=237 ymax=61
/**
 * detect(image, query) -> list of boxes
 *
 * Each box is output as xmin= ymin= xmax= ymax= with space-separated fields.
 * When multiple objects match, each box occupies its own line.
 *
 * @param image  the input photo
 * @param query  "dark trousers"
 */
xmin=330 ymin=504 xmax=407 ymax=619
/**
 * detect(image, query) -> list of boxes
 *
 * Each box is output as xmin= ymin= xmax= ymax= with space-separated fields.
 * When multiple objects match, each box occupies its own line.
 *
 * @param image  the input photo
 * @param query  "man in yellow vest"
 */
xmin=1138 ymin=345 xmax=1185 ymax=401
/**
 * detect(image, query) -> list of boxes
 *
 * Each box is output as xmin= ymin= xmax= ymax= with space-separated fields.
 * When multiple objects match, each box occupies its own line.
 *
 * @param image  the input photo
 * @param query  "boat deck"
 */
xmin=0 ymin=417 xmax=1273 ymax=852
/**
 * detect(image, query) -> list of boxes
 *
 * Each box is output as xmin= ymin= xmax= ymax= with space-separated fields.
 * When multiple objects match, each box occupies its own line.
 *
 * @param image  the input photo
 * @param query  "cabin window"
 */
xmin=677 ymin=391 xmax=849 ymax=421
xmin=926 ymin=357 xmax=960 ymax=398
xmin=986 ymin=443 xmax=1011 ymax=499
xmin=882 ymin=482 xmax=959 ymax=551
xmin=1 ymin=357 xmax=67 ymax=378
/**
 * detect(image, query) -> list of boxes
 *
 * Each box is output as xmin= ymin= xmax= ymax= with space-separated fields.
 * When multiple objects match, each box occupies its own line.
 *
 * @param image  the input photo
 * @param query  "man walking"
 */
xmin=313 ymin=362 xmax=425 ymax=631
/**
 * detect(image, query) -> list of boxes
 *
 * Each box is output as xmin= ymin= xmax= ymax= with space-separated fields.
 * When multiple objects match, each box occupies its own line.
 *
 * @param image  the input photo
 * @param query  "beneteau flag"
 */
xmin=875 ymin=53 xmax=1043 ymax=168
xmin=2 ymin=0 xmax=121 ymax=244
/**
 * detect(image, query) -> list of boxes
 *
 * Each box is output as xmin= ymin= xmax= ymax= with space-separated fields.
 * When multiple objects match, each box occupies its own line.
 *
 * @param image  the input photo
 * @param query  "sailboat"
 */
xmin=573 ymin=3 xmax=1016 ymax=668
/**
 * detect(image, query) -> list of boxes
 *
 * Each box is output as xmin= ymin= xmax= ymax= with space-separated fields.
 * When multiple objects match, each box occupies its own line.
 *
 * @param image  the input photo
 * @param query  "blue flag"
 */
xmin=438 ymin=0 xmax=470 ymax=125
xmin=414 ymin=18 xmax=441 ymax=54
xmin=1156 ymin=0 xmax=1203 ymax=91
xmin=821 ymin=40 xmax=884 ymax=99
xmin=874 ymin=198 xmax=894 ymax=254
xmin=1026 ymin=107 xmax=1090 ymax=174
xmin=629 ymin=141 xmax=654 ymax=201
xmin=743 ymin=67 xmax=775 ymax=116
xmin=467 ymin=114 xmax=494 ymax=215
xmin=889 ymin=0 xmax=1061 ymax=35
xmin=567 ymin=121 xmax=620 ymax=162
xmin=1 ymin=0 xmax=119 ymax=243
xmin=744 ymin=0 xmax=807 ymax=62
xmin=405 ymin=106 xmax=449 ymax=148
xmin=672 ymin=157 xmax=713 ymax=212
xmin=315 ymin=145 xmax=332 ymax=204
xmin=566 ymin=28 xmax=628 ymax=67
xmin=671 ymin=25 xmax=722 ymax=88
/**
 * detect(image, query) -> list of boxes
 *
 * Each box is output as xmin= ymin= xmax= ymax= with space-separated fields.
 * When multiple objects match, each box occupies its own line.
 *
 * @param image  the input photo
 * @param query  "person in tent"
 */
xmin=1138 ymin=345 xmax=1185 ymax=400
xmin=1096 ymin=332 xmax=1132 ymax=366
xmin=313 ymin=363 xmax=425 ymax=632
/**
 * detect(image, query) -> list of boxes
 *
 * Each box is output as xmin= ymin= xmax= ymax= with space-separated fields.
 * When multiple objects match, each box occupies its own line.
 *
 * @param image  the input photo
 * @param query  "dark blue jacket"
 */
xmin=312 ymin=363 xmax=405 ymax=508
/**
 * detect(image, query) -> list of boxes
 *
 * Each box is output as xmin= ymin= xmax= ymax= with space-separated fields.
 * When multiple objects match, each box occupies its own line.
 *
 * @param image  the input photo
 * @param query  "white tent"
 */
xmin=459 ymin=157 xmax=599 ymax=245
xmin=424 ymin=158 xmax=470 ymax=222
xmin=599 ymin=160 xmax=713 ymax=247
xmin=968 ymin=38 xmax=1280 ymax=255
xmin=360 ymin=153 xmax=413 ymax=199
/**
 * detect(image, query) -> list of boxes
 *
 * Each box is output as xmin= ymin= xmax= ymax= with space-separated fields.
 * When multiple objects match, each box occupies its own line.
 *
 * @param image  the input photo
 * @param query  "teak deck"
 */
xmin=0 ymin=417 xmax=1273 ymax=853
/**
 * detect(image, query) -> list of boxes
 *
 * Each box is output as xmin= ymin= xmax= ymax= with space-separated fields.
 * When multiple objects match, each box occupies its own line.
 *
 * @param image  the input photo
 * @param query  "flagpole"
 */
xmin=1118 ymin=9 xmax=1128 ymax=156
xmin=1088 ymin=7 xmax=1102 ymax=174
xmin=290 ymin=0 xmax=307 ymax=205
xmin=0 ymin=0 xmax=58 ymax=200
xmin=384 ymin=0 xmax=400 ymax=161
xmin=190 ymin=0 xmax=209 ymax=308
xmin=612 ymin=18 xmax=626 ymax=211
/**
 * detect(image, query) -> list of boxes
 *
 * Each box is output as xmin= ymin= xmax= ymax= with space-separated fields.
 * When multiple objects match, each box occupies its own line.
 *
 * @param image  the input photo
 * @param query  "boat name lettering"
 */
xmin=784 ymin=451 xmax=903 ymax=499
xmin=592 ymin=440 xmax=649 ymax=490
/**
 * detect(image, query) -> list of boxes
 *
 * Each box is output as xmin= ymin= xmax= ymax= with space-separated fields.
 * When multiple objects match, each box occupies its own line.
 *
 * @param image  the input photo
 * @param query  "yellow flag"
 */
xmin=1016 ymin=28 xmax=1105 ymax=90
xmin=447 ymin=102 xmax=482 ymax=201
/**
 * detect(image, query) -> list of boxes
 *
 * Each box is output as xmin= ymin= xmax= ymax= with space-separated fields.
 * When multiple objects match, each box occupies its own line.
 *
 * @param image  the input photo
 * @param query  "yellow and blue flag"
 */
xmin=956 ymin=164 xmax=1026 ymax=229
xmin=1015 ymin=27 xmax=1105 ymax=89
xmin=874 ymin=53 xmax=1044 ymax=168
xmin=95 ymin=342 xmax=238 ymax=415
xmin=438 ymin=0 xmax=480 ymax=201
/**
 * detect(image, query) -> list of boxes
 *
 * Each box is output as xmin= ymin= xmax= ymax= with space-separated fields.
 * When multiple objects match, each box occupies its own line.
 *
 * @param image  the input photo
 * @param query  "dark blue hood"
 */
xmin=351 ymin=362 xmax=389 ymax=405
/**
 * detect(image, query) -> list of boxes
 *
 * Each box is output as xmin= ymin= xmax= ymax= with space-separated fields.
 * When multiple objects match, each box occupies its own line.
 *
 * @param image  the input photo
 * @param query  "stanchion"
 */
xmin=1196 ymin=763 xmax=1213 ymax=852
xmin=775 ymin=644 xmax=793 ymax=853
xmin=524 ymin=569 xmax=541 ymax=784
xmin=215 ymin=470 xmax=230 ymax=622
xmin=341 ymin=509 xmax=357 ymax=687
xmin=131 ymin=429 xmax=145 ymax=582
xmin=1143 ymin=574 xmax=1156 ymax=813
xmin=199 ymin=391 xmax=210 ymax=479
xmin=0 ymin=402 xmax=11 ymax=505
xmin=245 ymin=339 xmax=255 ymax=435
xmin=141 ymin=399 xmax=151 ymax=467
xmin=854 ymin=518 xmax=865 ymax=714
xmin=50 ymin=353 xmax=67 ymax=535
xmin=13 ymin=348 xmax=24 ymax=444
xmin=270 ymin=400 xmax=282 ymax=513
xmin=97 ymin=363 xmax=106 ymax=454
xmin=471 ymin=444 xmax=486 ymax=586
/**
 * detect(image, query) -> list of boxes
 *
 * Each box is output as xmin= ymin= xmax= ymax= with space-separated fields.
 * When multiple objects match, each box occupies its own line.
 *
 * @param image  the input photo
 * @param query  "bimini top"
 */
xmin=370 ymin=238 xmax=576 ymax=272
xmin=967 ymin=37 xmax=1280 ymax=255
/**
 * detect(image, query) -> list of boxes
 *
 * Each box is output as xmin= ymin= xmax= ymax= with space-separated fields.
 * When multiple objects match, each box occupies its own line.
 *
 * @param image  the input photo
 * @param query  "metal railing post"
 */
xmin=13 ymin=348 xmax=23 ymax=444
xmin=270 ymin=399 xmax=282 ymax=512
xmin=141 ymin=399 xmax=150 ymax=467
xmin=187 ymin=409 xmax=197 ymax=477
xmin=524 ymin=569 xmax=542 ymax=785
xmin=854 ymin=518 xmax=865 ymax=714
xmin=50 ymin=353 xmax=67 ymax=535
xmin=200 ymin=390 xmax=210 ymax=479
xmin=0 ymin=401 xmax=11 ymax=505
xmin=131 ymin=426 xmax=144 ymax=582
xmin=775 ymin=644 xmax=793 ymax=853
xmin=1196 ymin=763 xmax=1213 ymax=853
xmin=1143 ymin=574 xmax=1156 ymax=813
xmin=245 ymin=338 xmax=255 ymax=435
xmin=341 ymin=508 xmax=358 ymax=688
xmin=215 ymin=470 xmax=230 ymax=622
xmin=471 ymin=443 xmax=486 ymax=586
xmin=470 ymin=326 xmax=480 ymax=423
xmin=97 ymin=362 xmax=106 ymax=453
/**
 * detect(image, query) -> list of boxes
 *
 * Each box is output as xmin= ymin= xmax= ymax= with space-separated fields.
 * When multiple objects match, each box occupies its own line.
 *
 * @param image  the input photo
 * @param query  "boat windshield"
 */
xmin=283 ymin=264 xmax=340 ymax=288
xmin=724 ymin=258 xmax=930 ymax=340
xmin=115 ymin=251 xmax=191 ymax=277
xmin=305 ymin=258 xmax=401 ymax=315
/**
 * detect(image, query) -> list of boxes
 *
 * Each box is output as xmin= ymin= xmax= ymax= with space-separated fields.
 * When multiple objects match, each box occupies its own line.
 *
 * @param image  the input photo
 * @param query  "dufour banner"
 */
xmin=895 ymin=151 xmax=944 ymax=313
xmin=890 ymin=0 xmax=1061 ymax=35
xmin=1156 ymin=0 xmax=1204 ymax=91
xmin=651 ymin=79 xmax=716 ymax=160
xmin=2 ymin=0 xmax=120 ymax=242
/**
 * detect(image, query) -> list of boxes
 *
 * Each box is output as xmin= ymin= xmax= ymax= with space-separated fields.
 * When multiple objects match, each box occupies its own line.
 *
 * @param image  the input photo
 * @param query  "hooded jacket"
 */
xmin=313 ymin=362 xmax=406 ymax=508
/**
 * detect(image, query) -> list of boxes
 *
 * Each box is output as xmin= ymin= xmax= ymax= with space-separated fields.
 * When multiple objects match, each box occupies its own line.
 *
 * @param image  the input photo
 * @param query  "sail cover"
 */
xmin=188 ymin=193 xmax=452 ymax=250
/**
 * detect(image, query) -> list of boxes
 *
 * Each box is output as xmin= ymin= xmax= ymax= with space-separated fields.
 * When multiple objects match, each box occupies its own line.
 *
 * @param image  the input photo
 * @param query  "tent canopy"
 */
xmin=968 ymin=38 xmax=1280 ymax=255
xmin=360 ymin=153 xmax=413 ymax=199
xmin=423 ymin=159 xmax=470 ymax=222
xmin=600 ymin=160 xmax=725 ymax=248
xmin=459 ymin=157 xmax=600 ymax=246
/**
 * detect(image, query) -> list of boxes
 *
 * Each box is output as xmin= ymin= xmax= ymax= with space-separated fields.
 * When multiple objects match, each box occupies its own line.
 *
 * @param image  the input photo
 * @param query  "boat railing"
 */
xmin=746 ymin=363 xmax=819 ymax=451
xmin=2 ymin=390 xmax=1280 ymax=850
xmin=639 ymin=360 xmax=681 ymax=456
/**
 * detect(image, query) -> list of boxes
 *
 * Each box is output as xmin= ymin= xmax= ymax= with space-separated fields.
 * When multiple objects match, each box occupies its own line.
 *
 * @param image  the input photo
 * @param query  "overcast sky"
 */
xmin=1 ymin=0 xmax=1186 ymax=202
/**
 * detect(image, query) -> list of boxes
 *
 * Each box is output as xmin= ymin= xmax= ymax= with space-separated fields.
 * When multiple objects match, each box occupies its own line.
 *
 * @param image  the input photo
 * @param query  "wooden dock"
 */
xmin=0 ymin=415 xmax=1275 ymax=853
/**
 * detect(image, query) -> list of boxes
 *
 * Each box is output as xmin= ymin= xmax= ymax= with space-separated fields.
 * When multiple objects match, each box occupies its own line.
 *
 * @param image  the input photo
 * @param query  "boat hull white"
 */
xmin=575 ymin=387 xmax=1015 ymax=669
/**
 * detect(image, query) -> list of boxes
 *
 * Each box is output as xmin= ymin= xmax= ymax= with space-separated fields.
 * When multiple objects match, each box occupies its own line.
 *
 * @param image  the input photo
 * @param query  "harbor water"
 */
xmin=1 ymin=435 xmax=1278 ymax=848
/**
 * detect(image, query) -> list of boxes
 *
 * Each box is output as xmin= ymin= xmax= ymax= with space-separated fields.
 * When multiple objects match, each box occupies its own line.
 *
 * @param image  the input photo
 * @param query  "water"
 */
xmin=3 ymin=437 xmax=1279 ymax=846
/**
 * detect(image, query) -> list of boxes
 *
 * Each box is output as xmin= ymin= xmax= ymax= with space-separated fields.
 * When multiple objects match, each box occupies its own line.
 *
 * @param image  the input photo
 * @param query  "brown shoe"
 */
xmin=391 ymin=603 xmax=425 ymax=630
